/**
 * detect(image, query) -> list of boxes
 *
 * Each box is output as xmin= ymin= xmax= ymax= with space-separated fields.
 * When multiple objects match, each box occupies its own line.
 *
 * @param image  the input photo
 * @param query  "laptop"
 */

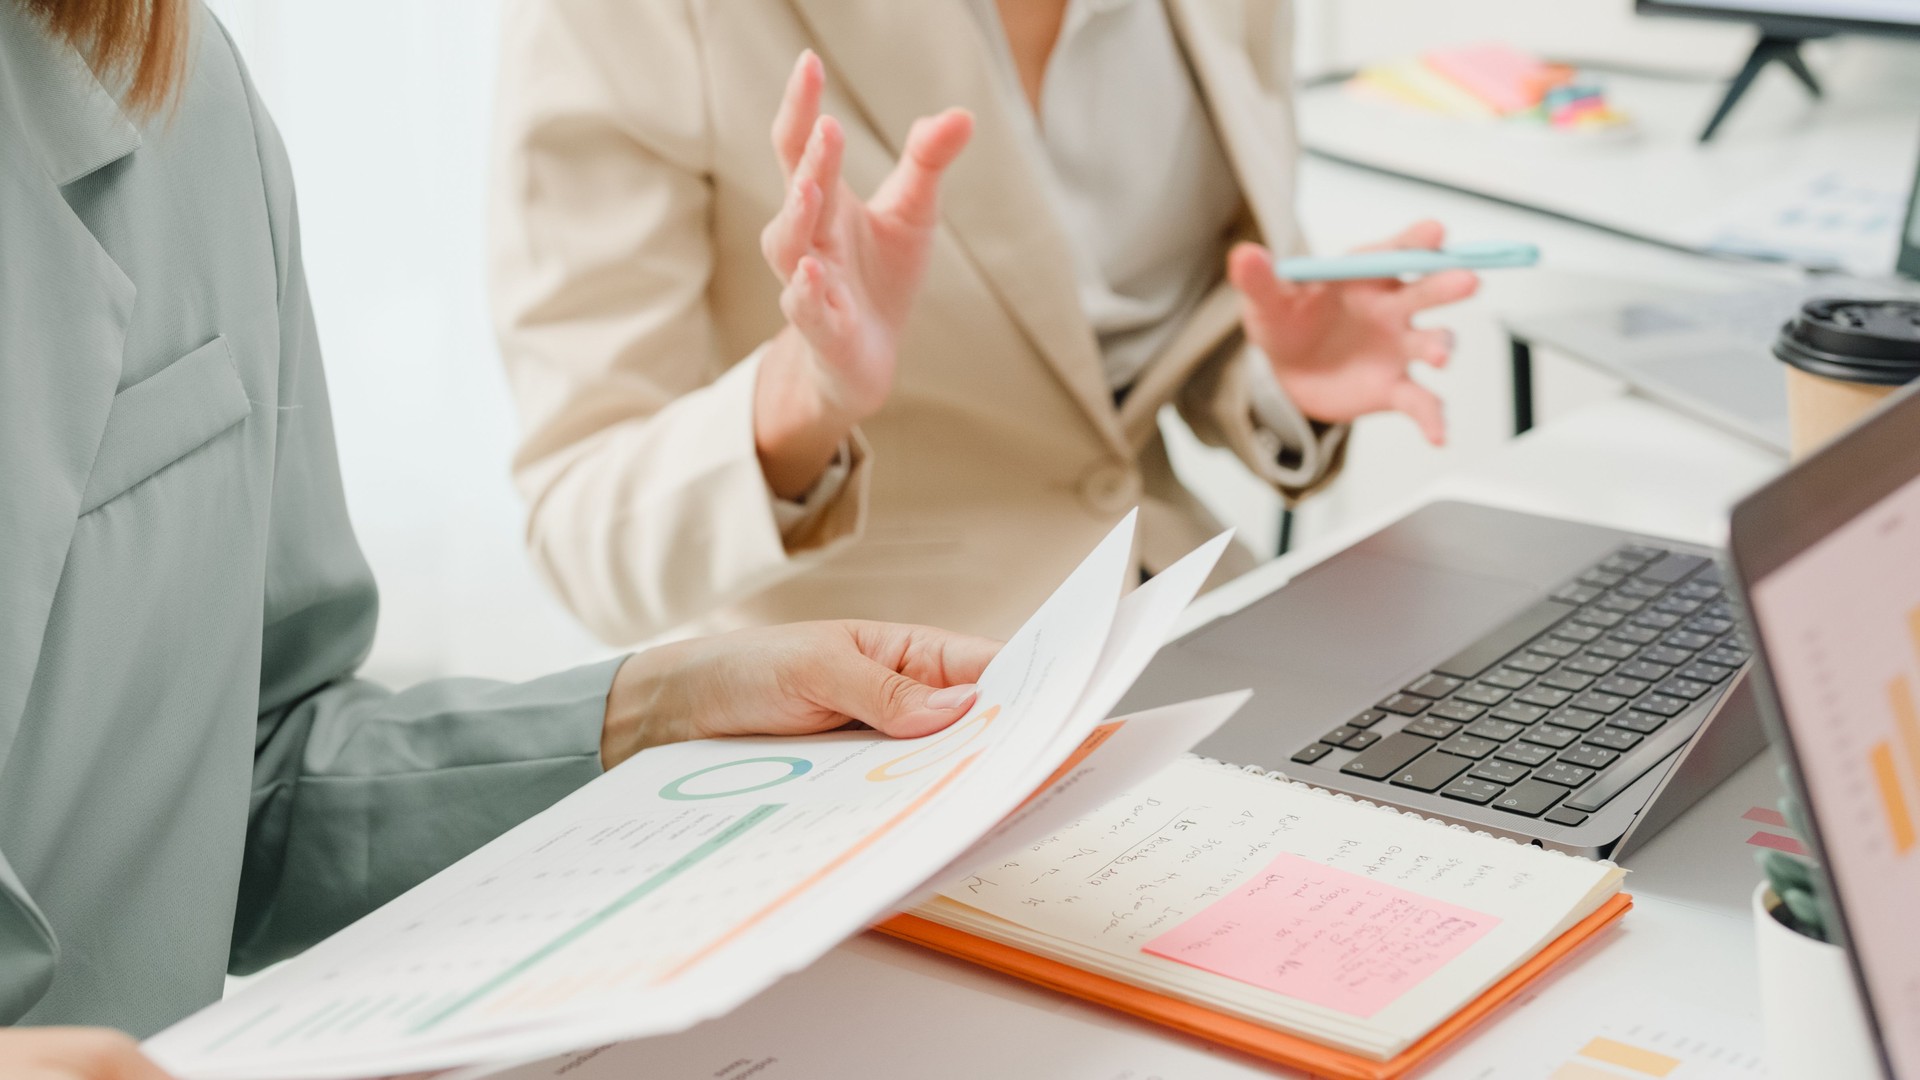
xmin=1118 ymin=500 xmax=1767 ymax=858
xmin=1727 ymin=381 xmax=1920 ymax=1080
xmin=1501 ymin=140 xmax=1920 ymax=453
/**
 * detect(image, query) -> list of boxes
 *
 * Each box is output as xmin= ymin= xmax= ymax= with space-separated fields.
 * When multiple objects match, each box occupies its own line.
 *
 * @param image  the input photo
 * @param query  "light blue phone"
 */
xmin=1275 ymin=241 xmax=1539 ymax=282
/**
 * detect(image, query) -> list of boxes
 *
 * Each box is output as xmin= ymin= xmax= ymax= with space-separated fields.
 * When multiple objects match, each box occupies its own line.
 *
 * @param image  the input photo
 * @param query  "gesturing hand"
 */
xmin=753 ymin=51 xmax=974 ymax=499
xmin=600 ymin=621 xmax=1001 ymax=766
xmin=1229 ymin=221 xmax=1478 ymax=447
xmin=1 ymin=1028 xmax=174 ymax=1080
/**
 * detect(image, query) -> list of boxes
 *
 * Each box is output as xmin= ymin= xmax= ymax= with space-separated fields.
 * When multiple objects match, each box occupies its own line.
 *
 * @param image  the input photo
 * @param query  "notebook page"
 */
xmin=926 ymin=756 xmax=1622 ymax=1056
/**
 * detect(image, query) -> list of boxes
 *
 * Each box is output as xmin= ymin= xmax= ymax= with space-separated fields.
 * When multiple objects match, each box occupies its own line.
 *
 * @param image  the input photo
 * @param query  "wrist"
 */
xmin=600 ymin=646 xmax=697 ymax=768
xmin=754 ymin=328 xmax=861 ymax=500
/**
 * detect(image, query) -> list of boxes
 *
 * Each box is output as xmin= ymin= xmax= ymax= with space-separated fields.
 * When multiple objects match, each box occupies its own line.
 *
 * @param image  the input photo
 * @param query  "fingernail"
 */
xmin=926 ymin=684 xmax=978 ymax=711
xmin=1441 ymin=328 xmax=1456 ymax=350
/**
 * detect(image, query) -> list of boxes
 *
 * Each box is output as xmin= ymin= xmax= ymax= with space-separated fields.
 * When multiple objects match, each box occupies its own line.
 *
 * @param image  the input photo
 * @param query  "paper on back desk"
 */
xmin=147 ymin=515 xmax=1229 ymax=1080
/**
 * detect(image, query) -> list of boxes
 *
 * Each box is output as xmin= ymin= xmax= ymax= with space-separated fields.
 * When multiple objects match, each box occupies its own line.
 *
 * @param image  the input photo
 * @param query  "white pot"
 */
xmin=1752 ymin=882 xmax=1881 ymax=1078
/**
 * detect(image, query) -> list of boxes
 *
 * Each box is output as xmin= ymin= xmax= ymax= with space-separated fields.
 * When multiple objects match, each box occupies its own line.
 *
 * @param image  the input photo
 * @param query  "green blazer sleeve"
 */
xmin=226 ymin=61 xmax=621 ymax=974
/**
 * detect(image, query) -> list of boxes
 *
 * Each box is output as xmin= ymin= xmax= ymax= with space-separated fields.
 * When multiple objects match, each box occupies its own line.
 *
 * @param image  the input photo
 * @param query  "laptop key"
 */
xmin=1584 ymin=727 xmax=1641 ymax=751
xmin=1403 ymin=674 xmax=1463 ymax=699
xmin=1535 ymin=761 xmax=1596 ymax=787
xmin=1587 ymin=639 xmax=1637 ymax=660
xmin=1489 ymin=702 xmax=1546 ymax=725
xmin=1321 ymin=726 xmax=1360 ymax=745
xmin=1545 ymin=707 xmax=1605 ymax=731
xmin=1482 ymin=668 xmax=1534 ymax=690
xmin=1617 ymin=580 xmax=1664 ymax=599
xmin=1656 ymin=677 xmax=1712 ymax=701
xmin=1598 ymin=595 xmax=1646 ymax=614
xmin=1340 ymin=731 xmax=1437 ymax=780
xmin=1610 ymin=711 xmax=1667 ymax=734
xmin=1405 ymin=717 xmax=1463 ymax=739
xmin=1551 ymin=584 xmax=1603 ymax=605
xmin=1491 ymin=778 xmax=1565 ymax=817
xmin=1565 ymin=654 xmax=1617 ymax=675
xmin=1551 ymin=623 xmax=1603 ymax=644
xmin=1343 ymin=730 xmax=1382 ymax=751
xmin=1436 ymin=733 xmax=1499 ymax=759
xmin=1466 ymin=718 xmax=1526 ymax=741
xmin=1430 ymin=701 xmax=1486 ymax=722
xmin=1631 ymin=611 xmax=1683 ymax=631
xmin=1686 ymin=616 xmax=1735 ymax=636
xmin=1638 ymin=552 xmax=1709 ymax=584
xmin=1681 ymin=662 xmax=1734 ymax=684
xmin=1573 ymin=609 xmax=1625 ymax=629
xmin=1506 ymin=652 xmax=1557 ymax=674
xmin=1496 ymin=741 xmax=1555 ymax=766
xmin=1544 ymin=806 xmax=1590 ymax=827
xmin=1560 ymin=745 xmax=1618 ymax=769
xmin=1664 ymin=630 xmax=1714 ymax=651
xmin=1441 ymin=777 xmax=1506 ymax=804
xmin=1637 ymin=694 xmax=1689 ymax=717
xmin=1471 ymin=759 xmax=1531 ymax=784
xmin=1530 ymin=638 xmax=1581 ymax=660
xmin=1377 ymin=694 xmax=1430 ymax=716
xmin=1610 ymin=625 xmax=1660 ymax=645
xmin=1618 ymin=659 xmax=1674 ymax=682
xmin=1517 ymin=687 xmax=1572 ymax=708
xmin=1456 ymin=684 xmax=1511 ymax=706
xmin=1430 ymin=597 xmax=1578 ymax=680
xmin=1595 ymin=675 xmax=1650 ymax=698
xmin=1348 ymin=709 xmax=1390 ymax=729
xmin=1570 ymin=691 xmax=1628 ymax=714
xmin=1654 ymin=596 xmax=1704 ymax=616
xmin=1290 ymin=743 xmax=1332 ymax=765
xmin=1540 ymin=670 xmax=1595 ymax=692
xmin=1704 ymin=646 xmax=1750 ymax=667
xmin=1389 ymin=751 xmax=1473 ymax=792
xmin=1522 ymin=725 xmax=1578 ymax=749
xmin=1579 ymin=569 xmax=1625 ymax=588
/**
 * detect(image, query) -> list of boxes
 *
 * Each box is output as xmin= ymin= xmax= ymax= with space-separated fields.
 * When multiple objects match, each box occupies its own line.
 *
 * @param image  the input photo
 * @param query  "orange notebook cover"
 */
xmin=877 ymin=892 xmax=1631 ymax=1080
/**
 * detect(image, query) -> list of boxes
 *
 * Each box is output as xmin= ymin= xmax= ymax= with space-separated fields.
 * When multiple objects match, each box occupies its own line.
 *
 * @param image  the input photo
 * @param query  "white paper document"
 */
xmin=147 ymin=515 xmax=1241 ymax=1080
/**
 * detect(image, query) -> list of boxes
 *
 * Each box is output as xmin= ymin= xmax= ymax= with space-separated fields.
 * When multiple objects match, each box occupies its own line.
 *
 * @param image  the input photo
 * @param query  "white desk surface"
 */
xmin=568 ymin=397 xmax=1793 ymax=1079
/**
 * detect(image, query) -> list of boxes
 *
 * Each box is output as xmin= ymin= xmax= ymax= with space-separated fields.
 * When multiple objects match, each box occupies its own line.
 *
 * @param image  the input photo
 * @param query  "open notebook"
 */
xmin=883 ymin=755 xmax=1628 ymax=1078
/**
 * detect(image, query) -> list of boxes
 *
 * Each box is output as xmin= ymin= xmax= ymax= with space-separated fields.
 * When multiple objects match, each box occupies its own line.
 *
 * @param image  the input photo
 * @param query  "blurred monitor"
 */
xmin=1638 ymin=0 xmax=1920 ymax=38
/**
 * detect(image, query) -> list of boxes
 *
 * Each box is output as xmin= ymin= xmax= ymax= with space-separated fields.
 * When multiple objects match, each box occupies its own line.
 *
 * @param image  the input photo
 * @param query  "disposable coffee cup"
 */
xmin=1774 ymin=297 xmax=1920 ymax=458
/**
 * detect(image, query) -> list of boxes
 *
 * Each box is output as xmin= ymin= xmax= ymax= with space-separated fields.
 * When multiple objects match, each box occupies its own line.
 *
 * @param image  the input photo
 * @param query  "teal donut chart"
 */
xmin=659 ymin=756 xmax=814 ymax=801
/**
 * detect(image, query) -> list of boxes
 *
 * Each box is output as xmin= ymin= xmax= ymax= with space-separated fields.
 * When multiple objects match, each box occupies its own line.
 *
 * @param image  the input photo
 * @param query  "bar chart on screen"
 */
xmin=1454 ymin=998 xmax=1768 ymax=1080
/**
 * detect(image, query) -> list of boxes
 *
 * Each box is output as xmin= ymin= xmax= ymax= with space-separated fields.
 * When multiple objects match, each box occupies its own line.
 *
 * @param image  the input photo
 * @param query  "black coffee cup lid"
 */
xmin=1774 ymin=298 xmax=1920 ymax=387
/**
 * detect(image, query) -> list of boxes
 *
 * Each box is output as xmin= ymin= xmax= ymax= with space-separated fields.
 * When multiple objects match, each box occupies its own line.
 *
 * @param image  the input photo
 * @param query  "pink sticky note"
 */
xmin=1423 ymin=44 xmax=1558 ymax=114
xmin=1142 ymin=852 xmax=1500 ymax=1018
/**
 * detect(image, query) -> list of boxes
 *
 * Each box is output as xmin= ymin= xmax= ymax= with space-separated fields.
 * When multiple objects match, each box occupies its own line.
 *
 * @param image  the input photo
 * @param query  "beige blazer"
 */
xmin=490 ymin=0 xmax=1347 ymax=644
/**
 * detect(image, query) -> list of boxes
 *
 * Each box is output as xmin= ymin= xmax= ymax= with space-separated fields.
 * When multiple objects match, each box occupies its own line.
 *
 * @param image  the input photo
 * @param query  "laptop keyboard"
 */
xmin=1289 ymin=544 xmax=1749 ymax=828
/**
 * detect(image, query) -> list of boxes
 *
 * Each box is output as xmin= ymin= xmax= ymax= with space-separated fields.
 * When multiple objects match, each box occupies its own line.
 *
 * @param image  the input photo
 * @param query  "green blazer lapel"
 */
xmin=0 ymin=9 xmax=139 ymax=782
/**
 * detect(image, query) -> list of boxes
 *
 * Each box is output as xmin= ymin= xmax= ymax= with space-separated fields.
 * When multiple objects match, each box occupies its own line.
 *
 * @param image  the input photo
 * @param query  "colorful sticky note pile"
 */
xmin=1348 ymin=43 xmax=1630 ymax=131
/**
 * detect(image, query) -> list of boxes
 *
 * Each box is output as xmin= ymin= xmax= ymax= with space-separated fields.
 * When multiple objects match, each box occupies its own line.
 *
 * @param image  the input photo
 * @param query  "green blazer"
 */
xmin=0 ymin=2 xmax=622 ymax=1036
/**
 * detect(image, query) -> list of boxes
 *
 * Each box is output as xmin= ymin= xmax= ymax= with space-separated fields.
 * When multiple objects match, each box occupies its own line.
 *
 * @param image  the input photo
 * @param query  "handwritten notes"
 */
xmin=1142 ymin=852 xmax=1499 ymax=1018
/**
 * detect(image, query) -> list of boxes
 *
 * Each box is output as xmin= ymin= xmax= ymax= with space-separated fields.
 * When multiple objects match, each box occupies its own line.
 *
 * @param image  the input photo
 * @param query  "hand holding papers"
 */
xmin=147 ymin=515 xmax=1242 ymax=1080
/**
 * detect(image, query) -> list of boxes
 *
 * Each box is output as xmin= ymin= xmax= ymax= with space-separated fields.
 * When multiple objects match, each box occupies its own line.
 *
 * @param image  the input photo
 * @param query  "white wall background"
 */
xmin=198 ymin=0 xmax=1792 ymax=687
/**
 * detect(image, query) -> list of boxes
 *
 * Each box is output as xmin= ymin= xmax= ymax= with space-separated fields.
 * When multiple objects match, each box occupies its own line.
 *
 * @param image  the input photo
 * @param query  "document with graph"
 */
xmin=1746 ymin=466 xmax=1920 ymax=1080
xmin=145 ymin=515 xmax=1246 ymax=1080
xmin=888 ymin=755 xmax=1630 ymax=1078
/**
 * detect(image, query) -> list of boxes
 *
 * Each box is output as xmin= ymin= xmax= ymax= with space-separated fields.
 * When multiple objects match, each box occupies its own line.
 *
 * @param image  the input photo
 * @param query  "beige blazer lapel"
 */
xmin=1165 ymin=0 xmax=1301 ymax=256
xmin=0 ymin=8 xmax=139 ymax=780
xmin=787 ymin=0 xmax=1125 ymax=454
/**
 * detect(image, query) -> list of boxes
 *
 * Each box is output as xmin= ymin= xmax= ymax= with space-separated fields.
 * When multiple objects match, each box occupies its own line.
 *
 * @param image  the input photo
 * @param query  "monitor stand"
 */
xmin=1699 ymin=34 xmax=1826 ymax=143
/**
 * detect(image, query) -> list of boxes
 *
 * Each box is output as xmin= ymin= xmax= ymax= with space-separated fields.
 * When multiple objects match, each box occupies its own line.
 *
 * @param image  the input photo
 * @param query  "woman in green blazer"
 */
xmin=0 ymin=2 xmax=993 ymax=1074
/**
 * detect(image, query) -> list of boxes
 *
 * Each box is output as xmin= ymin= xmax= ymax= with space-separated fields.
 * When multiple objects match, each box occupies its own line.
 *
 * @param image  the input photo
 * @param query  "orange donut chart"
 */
xmin=865 ymin=705 xmax=1001 ymax=782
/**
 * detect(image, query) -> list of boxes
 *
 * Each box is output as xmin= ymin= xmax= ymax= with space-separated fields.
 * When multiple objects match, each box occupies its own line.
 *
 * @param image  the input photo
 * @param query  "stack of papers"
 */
xmin=145 ymin=516 xmax=1246 ymax=1080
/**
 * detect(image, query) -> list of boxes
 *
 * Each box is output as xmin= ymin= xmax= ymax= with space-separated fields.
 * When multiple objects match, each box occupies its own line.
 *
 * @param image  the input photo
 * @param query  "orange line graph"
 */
xmin=653 ymin=751 xmax=983 ymax=984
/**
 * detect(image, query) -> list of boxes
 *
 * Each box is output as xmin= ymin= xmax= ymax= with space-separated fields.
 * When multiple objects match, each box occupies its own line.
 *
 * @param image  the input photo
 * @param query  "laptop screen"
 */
xmin=1902 ymin=140 xmax=1920 ymax=281
xmin=1742 ymin=435 xmax=1920 ymax=1078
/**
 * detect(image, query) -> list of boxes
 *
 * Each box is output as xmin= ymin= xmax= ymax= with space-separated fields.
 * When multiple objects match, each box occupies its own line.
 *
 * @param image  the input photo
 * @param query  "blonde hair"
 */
xmin=23 ymin=0 xmax=189 ymax=116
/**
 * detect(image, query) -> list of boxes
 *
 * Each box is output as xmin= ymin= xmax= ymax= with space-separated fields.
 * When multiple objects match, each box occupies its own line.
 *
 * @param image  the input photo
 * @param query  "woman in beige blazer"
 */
xmin=491 ymin=0 xmax=1477 ymax=643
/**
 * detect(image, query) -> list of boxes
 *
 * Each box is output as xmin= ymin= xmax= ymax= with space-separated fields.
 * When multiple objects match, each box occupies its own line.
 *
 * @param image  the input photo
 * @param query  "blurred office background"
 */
xmin=200 ymin=0 xmax=1920 ymax=687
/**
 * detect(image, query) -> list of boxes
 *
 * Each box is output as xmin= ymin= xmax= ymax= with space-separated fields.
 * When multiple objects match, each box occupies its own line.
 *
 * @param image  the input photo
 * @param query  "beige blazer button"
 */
xmin=1078 ymin=463 xmax=1141 ymax=515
